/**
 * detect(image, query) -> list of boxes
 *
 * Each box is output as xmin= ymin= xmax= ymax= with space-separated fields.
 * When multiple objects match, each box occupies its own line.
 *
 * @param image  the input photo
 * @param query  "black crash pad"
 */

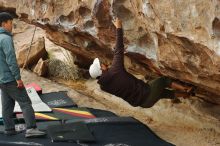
xmin=66 ymin=117 xmax=175 ymax=146
xmin=0 ymin=117 xmax=175 ymax=146
xmin=47 ymin=122 xmax=96 ymax=143
xmin=40 ymin=91 xmax=77 ymax=108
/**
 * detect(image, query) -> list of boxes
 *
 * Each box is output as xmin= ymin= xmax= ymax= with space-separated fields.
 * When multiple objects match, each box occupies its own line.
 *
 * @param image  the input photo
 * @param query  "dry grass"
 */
xmin=48 ymin=48 xmax=80 ymax=80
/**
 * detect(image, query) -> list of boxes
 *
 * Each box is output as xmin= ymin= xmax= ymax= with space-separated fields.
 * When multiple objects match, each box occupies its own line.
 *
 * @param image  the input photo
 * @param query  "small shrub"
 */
xmin=48 ymin=49 xmax=79 ymax=80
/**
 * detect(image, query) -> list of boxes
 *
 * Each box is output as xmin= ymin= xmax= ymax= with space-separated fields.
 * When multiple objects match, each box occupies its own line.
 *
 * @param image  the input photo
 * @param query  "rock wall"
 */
xmin=1 ymin=0 xmax=220 ymax=103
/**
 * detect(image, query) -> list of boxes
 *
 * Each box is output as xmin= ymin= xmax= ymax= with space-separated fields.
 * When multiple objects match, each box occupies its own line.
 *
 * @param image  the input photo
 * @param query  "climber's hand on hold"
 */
xmin=112 ymin=17 xmax=122 ymax=29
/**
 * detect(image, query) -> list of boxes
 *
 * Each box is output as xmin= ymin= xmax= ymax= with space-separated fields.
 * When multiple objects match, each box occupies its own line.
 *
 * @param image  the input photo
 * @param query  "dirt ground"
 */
xmin=21 ymin=70 xmax=220 ymax=146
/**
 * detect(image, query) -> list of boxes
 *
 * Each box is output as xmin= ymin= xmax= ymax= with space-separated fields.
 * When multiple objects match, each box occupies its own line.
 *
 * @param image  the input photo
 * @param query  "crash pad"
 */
xmin=16 ymin=107 xmax=96 ymax=121
xmin=40 ymin=91 xmax=77 ymax=108
xmin=25 ymin=83 xmax=42 ymax=94
xmin=66 ymin=117 xmax=175 ymax=146
xmin=52 ymin=107 xmax=96 ymax=120
xmin=0 ymin=88 xmax=51 ymax=118
xmin=16 ymin=112 xmax=59 ymax=121
xmin=14 ymin=87 xmax=51 ymax=113
xmin=0 ymin=117 xmax=175 ymax=146
xmin=36 ymin=121 xmax=61 ymax=131
xmin=47 ymin=122 xmax=96 ymax=143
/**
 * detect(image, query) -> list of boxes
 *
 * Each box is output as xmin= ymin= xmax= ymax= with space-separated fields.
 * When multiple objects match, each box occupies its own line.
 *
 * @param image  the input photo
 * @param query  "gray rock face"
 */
xmin=1 ymin=0 xmax=220 ymax=104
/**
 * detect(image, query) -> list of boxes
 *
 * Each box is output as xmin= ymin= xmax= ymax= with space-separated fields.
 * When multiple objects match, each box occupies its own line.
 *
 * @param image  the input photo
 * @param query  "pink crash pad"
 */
xmin=25 ymin=83 xmax=42 ymax=94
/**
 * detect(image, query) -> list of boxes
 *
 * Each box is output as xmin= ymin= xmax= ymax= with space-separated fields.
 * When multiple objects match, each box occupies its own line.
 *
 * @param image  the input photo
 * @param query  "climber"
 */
xmin=89 ymin=18 xmax=194 ymax=108
xmin=0 ymin=12 xmax=46 ymax=137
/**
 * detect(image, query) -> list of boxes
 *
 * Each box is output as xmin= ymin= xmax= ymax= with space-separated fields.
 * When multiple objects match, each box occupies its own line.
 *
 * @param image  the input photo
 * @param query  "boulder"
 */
xmin=33 ymin=58 xmax=48 ymax=77
xmin=16 ymin=37 xmax=47 ymax=68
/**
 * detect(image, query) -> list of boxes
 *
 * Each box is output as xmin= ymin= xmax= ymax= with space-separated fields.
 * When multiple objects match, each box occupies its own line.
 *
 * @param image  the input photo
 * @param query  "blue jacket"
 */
xmin=0 ymin=27 xmax=21 ymax=84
